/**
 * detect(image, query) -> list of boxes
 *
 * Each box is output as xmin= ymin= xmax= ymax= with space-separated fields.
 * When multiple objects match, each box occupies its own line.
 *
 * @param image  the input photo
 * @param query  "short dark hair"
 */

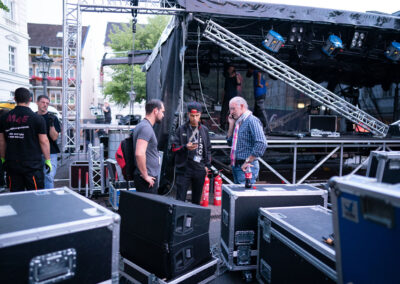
xmin=15 ymin=88 xmax=31 ymax=104
xmin=145 ymin=99 xmax=163 ymax=114
xmin=37 ymin=95 xmax=50 ymax=102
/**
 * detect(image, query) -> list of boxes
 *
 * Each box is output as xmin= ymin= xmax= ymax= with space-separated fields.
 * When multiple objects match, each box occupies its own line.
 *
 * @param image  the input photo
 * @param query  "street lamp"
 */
xmin=35 ymin=46 xmax=53 ymax=97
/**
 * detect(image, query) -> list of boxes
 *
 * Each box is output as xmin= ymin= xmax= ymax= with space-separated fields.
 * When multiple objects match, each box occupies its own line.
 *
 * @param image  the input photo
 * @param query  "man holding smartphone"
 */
xmin=172 ymin=102 xmax=212 ymax=204
xmin=227 ymin=96 xmax=267 ymax=184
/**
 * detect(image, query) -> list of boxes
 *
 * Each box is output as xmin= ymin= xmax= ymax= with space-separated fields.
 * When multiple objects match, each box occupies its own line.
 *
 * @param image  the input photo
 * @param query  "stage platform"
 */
xmin=210 ymin=134 xmax=400 ymax=184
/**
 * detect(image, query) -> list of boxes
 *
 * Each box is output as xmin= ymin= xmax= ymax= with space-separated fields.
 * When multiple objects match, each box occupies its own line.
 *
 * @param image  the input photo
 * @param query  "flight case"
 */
xmin=119 ymin=256 xmax=218 ymax=284
xmin=0 ymin=187 xmax=120 ymax=284
xmin=257 ymin=206 xmax=336 ymax=284
xmin=221 ymin=184 xmax=327 ymax=271
xmin=366 ymin=150 xmax=400 ymax=184
xmin=329 ymin=175 xmax=400 ymax=284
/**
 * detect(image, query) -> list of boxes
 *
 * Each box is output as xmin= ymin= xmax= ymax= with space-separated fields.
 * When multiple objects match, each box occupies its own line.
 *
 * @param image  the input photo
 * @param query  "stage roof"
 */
xmin=153 ymin=0 xmax=400 ymax=87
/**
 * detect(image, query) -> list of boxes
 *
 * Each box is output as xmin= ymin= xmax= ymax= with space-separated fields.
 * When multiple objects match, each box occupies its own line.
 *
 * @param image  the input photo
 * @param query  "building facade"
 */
xmin=28 ymin=23 xmax=96 ymax=119
xmin=0 ymin=0 xmax=29 ymax=101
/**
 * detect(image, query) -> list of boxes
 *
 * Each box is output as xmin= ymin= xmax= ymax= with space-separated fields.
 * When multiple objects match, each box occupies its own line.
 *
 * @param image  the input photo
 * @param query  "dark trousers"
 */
xmin=175 ymin=166 xmax=206 ymax=205
xmin=133 ymin=174 xmax=159 ymax=194
xmin=5 ymin=160 xmax=44 ymax=192
xmin=254 ymin=96 xmax=268 ymax=129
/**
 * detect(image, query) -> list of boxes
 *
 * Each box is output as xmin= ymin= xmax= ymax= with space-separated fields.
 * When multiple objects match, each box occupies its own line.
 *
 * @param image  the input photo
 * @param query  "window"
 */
xmin=56 ymin=69 xmax=61 ymax=77
xmin=50 ymin=91 xmax=61 ymax=104
xmin=50 ymin=93 xmax=56 ymax=104
xmin=69 ymin=69 xmax=75 ymax=78
xmin=50 ymin=68 xmax=55 ymax=77
xmin=29 ymin=67 xmax=33 ymax=77
xmin=51 ymin=48 xmax=62 ymax=56
xmin=68 ymin=48 xmax=76 ymax=56
xmin=4 ymin=0 xmax=15 ymax=21
xmin=8 ymin=46 xmax=15 ymax=72
xmin=30 ymin=47 xmax=37 ymax=54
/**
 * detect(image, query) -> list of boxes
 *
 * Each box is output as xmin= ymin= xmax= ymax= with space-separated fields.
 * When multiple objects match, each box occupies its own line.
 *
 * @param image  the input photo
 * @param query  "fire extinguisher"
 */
xmin=200 ymin=174 xmax=210 ymax=207
xmin=214 ymin=173 xmax=222 ymax=206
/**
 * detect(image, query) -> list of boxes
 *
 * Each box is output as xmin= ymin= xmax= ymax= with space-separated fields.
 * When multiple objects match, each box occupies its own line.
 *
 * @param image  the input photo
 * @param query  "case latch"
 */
xmin=259 ymin=217 xmax=271 ymax=243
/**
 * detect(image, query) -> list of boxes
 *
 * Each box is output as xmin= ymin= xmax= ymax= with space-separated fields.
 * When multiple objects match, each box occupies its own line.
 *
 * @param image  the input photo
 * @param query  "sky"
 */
xmin=25 ymin=0 xmax=398 ymax=112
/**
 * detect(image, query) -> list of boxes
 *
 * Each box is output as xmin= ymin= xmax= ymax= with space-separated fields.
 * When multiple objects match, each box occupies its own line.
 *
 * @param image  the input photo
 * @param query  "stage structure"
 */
xmin=62 ymin=0 xmax=184 ymax=152
xmin=62 ymin=1 xmax=400 ymax=187
xmin=195 ymin=18 xmax=389 ymax=137
xmin=211 ymin=137 xmax=400 ymax=184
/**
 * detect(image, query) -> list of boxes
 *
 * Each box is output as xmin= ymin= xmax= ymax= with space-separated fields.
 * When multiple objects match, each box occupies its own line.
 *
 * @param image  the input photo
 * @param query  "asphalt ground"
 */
xmin=52 ymin=156 xmax=253 ymax=283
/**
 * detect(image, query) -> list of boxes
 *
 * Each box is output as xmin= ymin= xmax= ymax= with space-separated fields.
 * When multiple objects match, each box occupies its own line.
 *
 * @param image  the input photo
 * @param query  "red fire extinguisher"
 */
xmin=214 ymin=174 xmax=222 ymax=206
xmin=200 ymin=175 xmax=210 ymax=207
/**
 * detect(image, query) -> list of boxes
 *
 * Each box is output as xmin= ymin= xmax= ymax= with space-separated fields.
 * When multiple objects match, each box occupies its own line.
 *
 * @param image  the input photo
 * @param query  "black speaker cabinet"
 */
xmin=120 ymin=232 xmax=211 ymax=280
xmin=119 ymin=191 xmax=210 ymax=245
xmin=118 ymin=191 xmax=211 ymax=280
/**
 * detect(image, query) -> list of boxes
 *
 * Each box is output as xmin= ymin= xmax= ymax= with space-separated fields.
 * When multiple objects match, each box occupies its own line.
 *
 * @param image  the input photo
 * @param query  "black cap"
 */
xmin=187 ymin=102 xmax=202 ymax=113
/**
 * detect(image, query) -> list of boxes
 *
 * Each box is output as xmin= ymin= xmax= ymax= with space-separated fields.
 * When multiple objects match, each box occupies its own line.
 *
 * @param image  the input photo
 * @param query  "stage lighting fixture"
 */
xmin=262 ymin=30 xmax=285 ymax=53
xmin=385 ymin=41 xmax=400 ymax=61
xmin=321 ymin=35 xmax=343 ymax=56
xmin=350 ymin=31 xmax=367 ymax=49
xmin=289 ymin=25 xmax=304 ymax=44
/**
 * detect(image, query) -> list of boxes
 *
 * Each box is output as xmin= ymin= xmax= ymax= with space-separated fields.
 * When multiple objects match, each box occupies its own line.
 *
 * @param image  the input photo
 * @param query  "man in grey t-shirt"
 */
xmin=133 ymin=99 xmax=165 ymax=194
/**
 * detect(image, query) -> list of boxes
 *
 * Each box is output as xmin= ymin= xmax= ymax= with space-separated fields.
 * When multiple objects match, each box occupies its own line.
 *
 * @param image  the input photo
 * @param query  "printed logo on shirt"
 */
xmin=6 ymin=114 xmax=29 ymax=124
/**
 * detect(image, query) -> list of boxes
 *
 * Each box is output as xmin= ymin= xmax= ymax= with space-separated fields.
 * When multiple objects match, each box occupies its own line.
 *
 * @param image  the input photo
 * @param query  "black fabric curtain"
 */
xmin=146 ymin=20 xmax=183 ymax=189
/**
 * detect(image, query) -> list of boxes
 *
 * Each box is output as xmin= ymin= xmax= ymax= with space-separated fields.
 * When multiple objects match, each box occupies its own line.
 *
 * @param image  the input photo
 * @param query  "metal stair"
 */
xmin=196 ymin=18 xmax=389 ymax=137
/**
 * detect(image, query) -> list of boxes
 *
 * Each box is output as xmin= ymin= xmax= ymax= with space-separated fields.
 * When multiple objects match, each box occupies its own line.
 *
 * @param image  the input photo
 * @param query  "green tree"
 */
xmin=104 ymin=15 xmax=170 ymax=106
xmin=0 ymin=0 xmax=9 ymax=12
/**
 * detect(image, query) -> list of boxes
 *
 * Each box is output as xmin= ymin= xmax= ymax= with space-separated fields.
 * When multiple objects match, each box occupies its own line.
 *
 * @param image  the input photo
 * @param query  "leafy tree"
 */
xmin=104 ymin=15 xmax=170 ymax=106
xmin=0 ymin=0 xmax=9 ymax=12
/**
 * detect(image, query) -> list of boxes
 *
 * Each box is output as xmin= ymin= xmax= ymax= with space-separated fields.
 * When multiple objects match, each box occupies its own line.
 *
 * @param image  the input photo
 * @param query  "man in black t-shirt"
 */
xmin=37 ymin=95 xmax=61 ymax=189
xmin=0 ymin=88 xmax=51 ymax=191
xmin=102 ymin=101 xmax=111 ymax=124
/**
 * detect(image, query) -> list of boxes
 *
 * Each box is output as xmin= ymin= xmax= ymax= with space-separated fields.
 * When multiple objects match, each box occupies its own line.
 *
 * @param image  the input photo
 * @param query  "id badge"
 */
xmin=193 ymin=155 xmax=201 ymax=163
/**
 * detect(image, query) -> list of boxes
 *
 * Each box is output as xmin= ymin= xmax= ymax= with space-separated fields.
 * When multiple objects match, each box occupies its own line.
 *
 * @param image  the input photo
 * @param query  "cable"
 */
xmin=196 ymin=25 xmax=226 ymax=134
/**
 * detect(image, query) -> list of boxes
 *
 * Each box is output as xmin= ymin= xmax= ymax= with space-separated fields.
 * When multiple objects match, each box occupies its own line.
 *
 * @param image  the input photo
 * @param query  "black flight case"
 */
xmin=0 ymin=187 xmax=120 ymax=284
xmin=221 ymin=184 xmax=327 ymax=271
xmin=257 ymin=205 xmax=336 ymax=284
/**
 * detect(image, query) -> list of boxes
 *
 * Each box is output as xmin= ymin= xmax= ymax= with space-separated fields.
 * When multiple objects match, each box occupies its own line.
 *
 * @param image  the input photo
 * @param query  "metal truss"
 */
xmin=63 ymin=0 xmax=82 ymax=152
xmin=79 ymin=0 xmax=184 ymax=15
xmin=62 ymin=0 xmax=183 ymax=152
xmin=198 ymin=18 xmax=389 ymax=137
xmin=88 ymin=143 xmax=105 ymax=194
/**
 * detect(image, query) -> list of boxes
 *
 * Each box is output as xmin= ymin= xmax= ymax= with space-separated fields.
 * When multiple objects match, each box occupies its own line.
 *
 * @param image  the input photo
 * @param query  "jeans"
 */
xmin=44 ymin=154 xmax=58 ymax=189
xmin=232 ymin=160 xmax=260 ymax=184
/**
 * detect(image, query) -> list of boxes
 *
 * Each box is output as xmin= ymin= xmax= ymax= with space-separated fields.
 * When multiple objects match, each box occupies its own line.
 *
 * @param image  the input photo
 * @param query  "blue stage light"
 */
xmin=262 ymin=30 xmax=285 ymax=53
xmin=321 ymin=35 xmax=343 ymax=57
xmin=385 ymin=41 xmax=400 ymax=61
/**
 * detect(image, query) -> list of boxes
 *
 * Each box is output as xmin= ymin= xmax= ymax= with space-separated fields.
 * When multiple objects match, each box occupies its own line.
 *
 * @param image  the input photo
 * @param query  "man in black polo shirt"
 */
xmin=0 ymin=88 xmax=51 ymax=191
xmin=37 ymin=95 xmax=61 ymax=189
